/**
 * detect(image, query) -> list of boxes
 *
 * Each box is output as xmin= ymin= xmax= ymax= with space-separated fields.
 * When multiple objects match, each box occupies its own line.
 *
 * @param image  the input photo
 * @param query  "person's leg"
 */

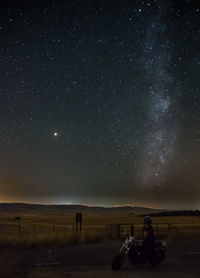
xmin=147 ymin=244 xmax=155 ymax=265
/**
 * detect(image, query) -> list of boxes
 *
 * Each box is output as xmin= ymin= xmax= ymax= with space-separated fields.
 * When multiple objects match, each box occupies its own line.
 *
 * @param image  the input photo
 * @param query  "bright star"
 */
xmin=54 ymin=132 xmax=58 ymax=136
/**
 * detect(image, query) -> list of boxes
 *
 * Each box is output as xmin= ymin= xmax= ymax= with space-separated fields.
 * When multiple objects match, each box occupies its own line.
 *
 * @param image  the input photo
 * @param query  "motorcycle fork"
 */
xmin=120 ymin=244 xmax=131 ymax=255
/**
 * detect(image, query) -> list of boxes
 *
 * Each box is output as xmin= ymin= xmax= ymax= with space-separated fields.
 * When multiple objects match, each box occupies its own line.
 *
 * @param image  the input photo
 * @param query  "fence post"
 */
xmin=117 ymin=224 xmax=121 ymax=239
xmin=65 ymin=225 xmax=71 ymax=233
xmin=53 ymin=224 xmax=56 ymax=232
xmin=168 ymin=223 xmax=171 ymax=235
xmin=19 ymin=224 xmax=21 ymax=233
xmin=130 ymin=224 xmax=134 ymax=236
xmin=108 ymin=225 xmax=112 ymax=237
xmin=0 ymin=224 xmax=3 ymax=232
xmin=155 ymin=224 xmax=157 ymax=237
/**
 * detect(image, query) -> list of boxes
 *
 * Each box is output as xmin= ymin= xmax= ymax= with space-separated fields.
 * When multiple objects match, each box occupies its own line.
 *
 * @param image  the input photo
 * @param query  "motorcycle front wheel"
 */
xmin=111 ymin=253 xmax=126 ymax=270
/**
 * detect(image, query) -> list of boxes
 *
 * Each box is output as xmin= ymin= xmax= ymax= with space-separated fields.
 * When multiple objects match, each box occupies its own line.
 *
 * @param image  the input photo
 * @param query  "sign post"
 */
xmin=75 ymin=212 xmax=82 ymax=232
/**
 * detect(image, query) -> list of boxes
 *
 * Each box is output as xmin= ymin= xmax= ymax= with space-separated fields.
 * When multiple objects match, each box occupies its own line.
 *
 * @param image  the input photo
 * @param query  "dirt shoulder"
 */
xmin=15 ymin=240 xmax=200 ymax=277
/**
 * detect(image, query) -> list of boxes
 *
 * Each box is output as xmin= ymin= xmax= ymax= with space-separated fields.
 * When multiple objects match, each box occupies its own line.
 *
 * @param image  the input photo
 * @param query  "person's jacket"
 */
xmin=142 ymin=224 xmax=154 ymax=246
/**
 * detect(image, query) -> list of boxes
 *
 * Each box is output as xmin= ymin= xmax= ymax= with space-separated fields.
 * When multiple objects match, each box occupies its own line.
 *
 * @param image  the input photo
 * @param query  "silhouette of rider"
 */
xmin=142 ymin=216 xmax=155 ymax=263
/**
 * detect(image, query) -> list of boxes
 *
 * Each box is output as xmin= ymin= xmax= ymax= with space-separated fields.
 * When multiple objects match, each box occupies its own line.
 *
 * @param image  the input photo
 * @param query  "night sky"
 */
xmin=0 ymin=0 xmax=200 ymax=208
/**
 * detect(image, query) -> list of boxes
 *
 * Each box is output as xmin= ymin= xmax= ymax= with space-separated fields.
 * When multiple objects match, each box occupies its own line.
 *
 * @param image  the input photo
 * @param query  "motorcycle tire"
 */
xmin=153 ymin=249 xmax=165 ymax=264
xmin=128 ymin=246 xmax=141 ymax=265
xmin=112 ymin=253 xmax=126 ymax=270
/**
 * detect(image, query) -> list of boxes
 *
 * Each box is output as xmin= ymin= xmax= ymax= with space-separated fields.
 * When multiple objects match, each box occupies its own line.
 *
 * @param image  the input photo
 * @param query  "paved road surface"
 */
xmin=15 ymin=240 xmax=200 ymax=277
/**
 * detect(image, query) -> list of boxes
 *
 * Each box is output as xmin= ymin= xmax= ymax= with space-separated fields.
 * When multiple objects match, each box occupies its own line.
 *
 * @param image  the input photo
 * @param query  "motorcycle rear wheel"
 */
xmin=153 ymin=249 xmax=165 ymax=264
xmin=112 ymin=253 xmax=126 ymax=270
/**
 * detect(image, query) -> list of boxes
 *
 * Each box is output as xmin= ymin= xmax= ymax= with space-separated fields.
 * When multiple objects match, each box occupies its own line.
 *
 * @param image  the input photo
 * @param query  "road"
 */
xmin=15 ymin=240 xmax=200 ymax=277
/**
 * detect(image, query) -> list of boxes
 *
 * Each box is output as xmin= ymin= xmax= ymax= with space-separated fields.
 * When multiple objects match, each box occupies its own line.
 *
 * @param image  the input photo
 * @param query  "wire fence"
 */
xmin=106 ymin=222 xmax=200 ymax=239
xmin=0 ymin=221 xmax=199 ymax=238
xmin=0 ymin=222 xmax=73 ymax=235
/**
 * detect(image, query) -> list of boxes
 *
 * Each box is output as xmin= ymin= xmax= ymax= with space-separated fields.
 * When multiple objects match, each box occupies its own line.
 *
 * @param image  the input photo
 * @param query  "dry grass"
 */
xmin=0 ymin=226 xmax=199 ymax=252
xmin=0 ymin=212 xmax=199 ymax=248
xmin=0 ymin=230 xmax=111 ymax=250
xmin=0 ymin=232 xmax=79 ymax=249
xmin=1 ymin=210 xmax=198 ymax=226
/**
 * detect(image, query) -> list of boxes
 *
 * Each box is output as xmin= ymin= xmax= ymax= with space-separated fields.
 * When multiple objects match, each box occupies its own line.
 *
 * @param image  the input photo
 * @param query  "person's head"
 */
xmin=144 ymin=216 xmax=152 ymax=225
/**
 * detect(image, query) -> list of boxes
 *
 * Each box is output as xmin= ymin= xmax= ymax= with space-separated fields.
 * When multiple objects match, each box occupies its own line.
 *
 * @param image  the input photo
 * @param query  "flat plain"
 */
xmin=0 ymin=205 xmax=199 ymax=277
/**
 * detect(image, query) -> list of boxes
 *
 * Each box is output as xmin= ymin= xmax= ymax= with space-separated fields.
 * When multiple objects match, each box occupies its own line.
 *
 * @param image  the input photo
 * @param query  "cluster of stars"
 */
xmin=0 ymin=0 xmax=199 ymax=206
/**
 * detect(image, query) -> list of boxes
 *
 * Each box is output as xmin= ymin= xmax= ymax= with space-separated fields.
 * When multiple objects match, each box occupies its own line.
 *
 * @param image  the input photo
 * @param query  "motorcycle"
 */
xmin=112 ymin=234 xmax=167 ymax=270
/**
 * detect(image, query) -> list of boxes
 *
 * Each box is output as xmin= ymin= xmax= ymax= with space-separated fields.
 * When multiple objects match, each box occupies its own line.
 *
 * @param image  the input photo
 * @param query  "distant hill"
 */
xmin=0 ymin=203 xmax=163 ymax=215
xmin=149 ymin=210 xmax=200 ymax=217
xmin=0 ymin=203 xmax=198 ymax=217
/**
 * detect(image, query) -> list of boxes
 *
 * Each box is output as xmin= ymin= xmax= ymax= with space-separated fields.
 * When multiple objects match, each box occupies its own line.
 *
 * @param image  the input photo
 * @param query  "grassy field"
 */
xmin=0 ymin=210 xmax=199 ymax=277
xmin=0 ymin=210 xmax=199 ymax=247
xmin=1 ymin=209 xmax=200 ymax=225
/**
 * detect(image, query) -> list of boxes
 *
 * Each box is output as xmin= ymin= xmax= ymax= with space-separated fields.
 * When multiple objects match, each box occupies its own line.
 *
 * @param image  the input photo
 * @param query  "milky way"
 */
xmin=141 ymin=3 xmax=179 ymax=187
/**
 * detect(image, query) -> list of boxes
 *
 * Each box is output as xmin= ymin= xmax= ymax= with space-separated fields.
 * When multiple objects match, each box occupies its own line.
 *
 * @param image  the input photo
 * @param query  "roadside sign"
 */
xmin=76 ymin=212 xmax=82 ymax=223
xmin=75 ymin=212 xmax=82 ymax=232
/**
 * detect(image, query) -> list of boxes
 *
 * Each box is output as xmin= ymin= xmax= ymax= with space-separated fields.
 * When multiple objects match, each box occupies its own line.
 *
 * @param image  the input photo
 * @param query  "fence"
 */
xmin=106 ymin=222 xmax=200 ymax=239
xmin=0 ymin=221 xmax=199 ymax=238
xmin=0 ymin=222 xmax=73 ymax=235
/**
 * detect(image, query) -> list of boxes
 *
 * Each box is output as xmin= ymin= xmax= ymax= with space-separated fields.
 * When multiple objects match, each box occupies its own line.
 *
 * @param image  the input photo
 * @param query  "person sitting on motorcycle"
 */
xmin=142 ymin=216 xmax=155 ymax=263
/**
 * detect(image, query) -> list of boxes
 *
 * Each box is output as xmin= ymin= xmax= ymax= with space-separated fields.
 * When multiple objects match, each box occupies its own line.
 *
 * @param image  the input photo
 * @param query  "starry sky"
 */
xmin=0 ymin=0 xmax=200 ymax=209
